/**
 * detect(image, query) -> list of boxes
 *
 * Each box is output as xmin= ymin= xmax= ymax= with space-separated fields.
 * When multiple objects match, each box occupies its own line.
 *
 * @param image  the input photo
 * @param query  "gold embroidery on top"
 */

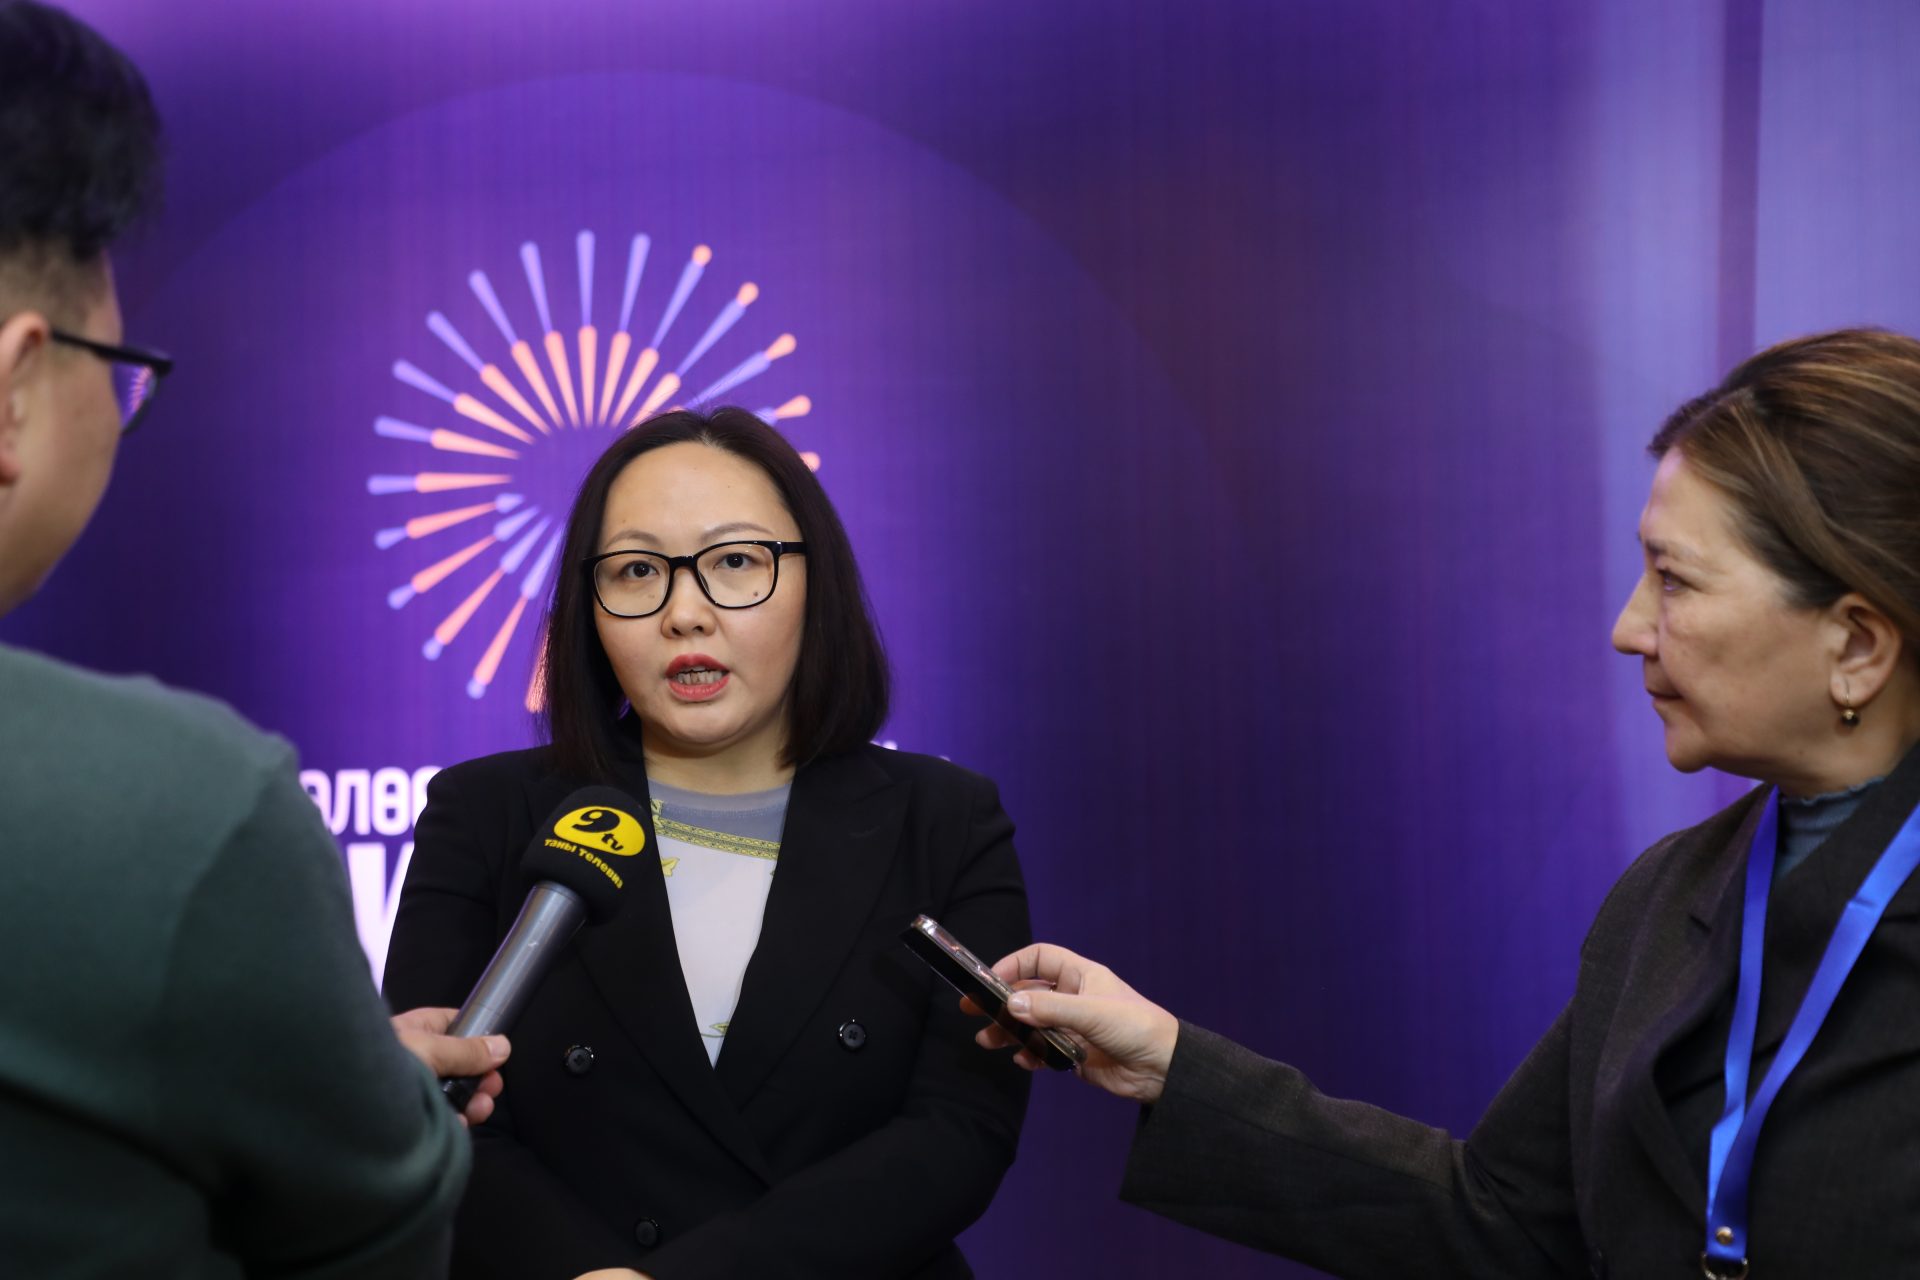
xmin=659 ymin=856 xmax=680 ymax=877
xmin=654 ymin=815 xmax=780 ymax=861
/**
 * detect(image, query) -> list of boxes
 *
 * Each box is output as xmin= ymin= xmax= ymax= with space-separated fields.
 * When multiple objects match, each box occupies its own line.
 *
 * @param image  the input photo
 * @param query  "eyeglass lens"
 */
xmin=110 ymin=359 xmax=160 ymax=430
xmin=594 ymin=542 xmax=781 ymax=616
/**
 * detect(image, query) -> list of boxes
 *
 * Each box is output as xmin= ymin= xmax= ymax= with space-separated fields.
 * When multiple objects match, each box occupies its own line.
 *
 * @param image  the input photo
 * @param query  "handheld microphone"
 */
xmin=440 ymin=786 xmax=643 ymax=1110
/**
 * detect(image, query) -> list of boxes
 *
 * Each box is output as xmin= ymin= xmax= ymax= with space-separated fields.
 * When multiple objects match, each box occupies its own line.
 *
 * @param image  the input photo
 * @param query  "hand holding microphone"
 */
xmin=438 ymin=787 xmax=641 ymax=1111
xmin=391 ymin=1007 xmax=509 ymax=1124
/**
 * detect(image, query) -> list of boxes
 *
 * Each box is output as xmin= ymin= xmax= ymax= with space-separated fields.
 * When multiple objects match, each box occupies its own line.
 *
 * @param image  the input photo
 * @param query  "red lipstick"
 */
xmin=665 ymin=653 xmax=730 ymax=702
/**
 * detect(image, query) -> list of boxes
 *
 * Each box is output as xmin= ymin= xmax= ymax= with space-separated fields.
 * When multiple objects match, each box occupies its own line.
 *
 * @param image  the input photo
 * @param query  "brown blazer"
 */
xmin=384 ymin=740 xmax=1032 ymax=1280
xmin=1119 ymin=743 xmax=1920 ymax=1278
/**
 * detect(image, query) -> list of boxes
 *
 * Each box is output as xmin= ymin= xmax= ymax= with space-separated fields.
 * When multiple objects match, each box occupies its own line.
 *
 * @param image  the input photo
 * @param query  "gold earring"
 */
xmin=1841 ymin=705 xmax=1861 ymax=727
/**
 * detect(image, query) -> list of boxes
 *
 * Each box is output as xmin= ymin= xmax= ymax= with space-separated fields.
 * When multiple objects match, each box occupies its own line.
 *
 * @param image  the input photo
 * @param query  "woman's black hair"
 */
xmin=543 ymin=406 xmax=890 ymax=781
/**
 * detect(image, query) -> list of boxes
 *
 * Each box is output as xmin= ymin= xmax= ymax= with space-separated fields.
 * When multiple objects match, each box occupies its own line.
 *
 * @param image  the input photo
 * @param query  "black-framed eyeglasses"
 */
xmin=586 ymin=540 xmax=808 ymax=619
xmin=50 ymin=329 xmax=174 ymax=434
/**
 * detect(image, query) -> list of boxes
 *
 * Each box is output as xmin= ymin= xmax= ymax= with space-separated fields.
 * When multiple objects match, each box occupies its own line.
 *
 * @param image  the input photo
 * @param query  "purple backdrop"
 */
xmin=10 ymin=1 xmax=1920 ymax=1274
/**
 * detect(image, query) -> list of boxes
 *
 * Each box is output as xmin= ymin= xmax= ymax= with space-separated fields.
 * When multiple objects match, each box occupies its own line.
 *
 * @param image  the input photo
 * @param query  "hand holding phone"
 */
xmin=901 ymin=915 xmax=1086 ymax=1071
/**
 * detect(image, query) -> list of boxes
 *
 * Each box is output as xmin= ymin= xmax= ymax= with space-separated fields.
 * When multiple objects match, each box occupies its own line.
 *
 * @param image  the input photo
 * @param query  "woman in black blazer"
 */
xmin=385 ymin=407 xmax=1031 ymax=1280
xmin=973 ymin=329 xmax=1920 ymax=1278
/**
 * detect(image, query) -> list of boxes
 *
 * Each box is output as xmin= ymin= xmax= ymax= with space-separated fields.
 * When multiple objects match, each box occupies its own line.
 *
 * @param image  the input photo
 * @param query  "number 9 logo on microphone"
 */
xmin=554 ymin=806 xmax=646 ymax=857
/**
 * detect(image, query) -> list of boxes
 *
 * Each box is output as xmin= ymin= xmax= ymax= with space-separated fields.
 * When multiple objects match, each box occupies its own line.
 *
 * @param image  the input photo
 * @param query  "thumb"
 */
xmin=1006 ymin=987 xmax=1116 ymax=1040
xmin=416 ymin=1033 xmax=510 ymax=1078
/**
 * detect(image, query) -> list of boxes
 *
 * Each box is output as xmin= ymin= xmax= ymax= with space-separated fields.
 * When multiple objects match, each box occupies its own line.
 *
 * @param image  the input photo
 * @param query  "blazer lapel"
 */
xmin=714 ymin=750 xmax=909 ymax=1108
xmin=1612 ymin=789 xmax=1764 ymax=1217
xmin=522 ymin=769 xmax=775 ymax=1185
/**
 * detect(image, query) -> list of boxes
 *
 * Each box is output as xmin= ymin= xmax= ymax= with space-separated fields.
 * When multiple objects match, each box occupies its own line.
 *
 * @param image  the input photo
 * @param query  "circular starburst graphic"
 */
xmin=369 ymin=230 xmax=813 ymax=708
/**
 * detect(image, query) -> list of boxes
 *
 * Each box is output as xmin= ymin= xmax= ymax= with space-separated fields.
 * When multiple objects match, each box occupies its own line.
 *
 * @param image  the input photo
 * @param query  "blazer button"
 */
xmin=837 ymin=1019 xmax=867 ymax=1051
xmin=633 ymin=1217 xmax=661 ymax=1248
xmin=563 ymin=1044 xmax=595 ymax=1075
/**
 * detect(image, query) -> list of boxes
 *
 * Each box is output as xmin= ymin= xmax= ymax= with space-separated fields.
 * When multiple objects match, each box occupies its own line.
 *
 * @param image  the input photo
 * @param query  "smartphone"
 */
xmin=902 ymin=914 xmax=1086 ymax=1072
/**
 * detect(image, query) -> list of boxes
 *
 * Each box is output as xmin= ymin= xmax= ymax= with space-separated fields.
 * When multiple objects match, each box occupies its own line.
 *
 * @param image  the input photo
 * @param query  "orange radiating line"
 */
xmin=434 ymin=567 xmax=505 ymax=645
xmin=471 ymin=595 xmax=529 ymax=691
xmin=633 ymin=372 xmax=680 ymax=426
xmin=411 ymin=535 xmax=496 ymax=593
xmin=545 ymin=331 xmax=579 ymax=426
xmin=429 ymin=428 xmax=519 ymax=460
xmin=577 ymin=328 xmax=597 ymax=426
xmin=415 ymin=472 xmax=510 ymax=494
xmin=799 ymin=451 xmax=821 ymax=472
xmin=480 ymin=364 xmax=550 ymax=435
xmin=404 ymin=501 xmax=497 ymax=540
xmin=612 ymin=347 xmax=658 ymax=426
xmin=414 ymin=472 xmax=510 ymax=494
xmin=599 ymin=332 xmax=632 ymax=425
xmin=774 ymin=394 xmax=812 ymax=421
xmin=452 ymin=394 xmax=535 ymax=445
xmin=523 ymin=622 xmax=549 ymax=713
xmin=512 ymin=340 xmax=563 ymax=428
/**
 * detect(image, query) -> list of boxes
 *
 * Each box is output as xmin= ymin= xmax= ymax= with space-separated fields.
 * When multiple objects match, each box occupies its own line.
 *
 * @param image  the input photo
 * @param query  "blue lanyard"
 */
xmin=1702 ymin=789 xmax=1920 ymax=1277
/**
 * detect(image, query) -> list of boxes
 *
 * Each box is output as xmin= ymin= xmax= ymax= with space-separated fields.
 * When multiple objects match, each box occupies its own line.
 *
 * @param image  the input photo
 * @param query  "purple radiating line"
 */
xmin=494 ymin=505 xmax=540 ymax=541
xmin=375 ymin=417 xmax=433 ymax=443
xmin=619 ymin=234 xmax=650 ymax=332
xmin=691 ymin=350 xmax=771 ymax=406
xmin=752 ymin=405 xmax=778 ymax=424
xmin=394 ymin=360 xmax=457 ymax=404
xmin=577 ymin=232 xmax=595 ymax=328
xmin=496 ymin=493 xmax=524 ymax=512
xmin=519 ymin=530 xmax=563 ymax=600
xmin=501 ymin=518 xmax=552 ymax=573
xmin=676 ymin=298 xmax=748 ymax=377
xmin=521 ymin=242 xmax=554 ymax=334
xmin=368 ymin=475 xmax=423 ymax=495
xmin=653 ymin=252 xmax=706 ymax=348
xmin=469 ymin=271 xmax=520 ymax=346
xmin=428 ymin=312 xmax=485 ymax=372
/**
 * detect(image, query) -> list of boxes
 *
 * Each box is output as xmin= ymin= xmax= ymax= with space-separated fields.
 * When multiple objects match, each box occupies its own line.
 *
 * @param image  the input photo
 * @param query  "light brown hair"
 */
xmin=1651 ymin=327 xmax=1920 ymax=656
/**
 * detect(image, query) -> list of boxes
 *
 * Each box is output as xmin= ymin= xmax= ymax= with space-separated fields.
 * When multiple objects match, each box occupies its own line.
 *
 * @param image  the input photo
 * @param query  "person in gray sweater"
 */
xmin=0 ymin=3 xmax=505 ymax=1274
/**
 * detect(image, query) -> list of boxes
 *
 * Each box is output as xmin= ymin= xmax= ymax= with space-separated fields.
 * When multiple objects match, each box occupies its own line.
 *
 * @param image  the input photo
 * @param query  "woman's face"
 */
xmin=1611 ymin=450 xmax=1840 ymax=789
xmin=593 ymin=442 xmax=807 ymax=771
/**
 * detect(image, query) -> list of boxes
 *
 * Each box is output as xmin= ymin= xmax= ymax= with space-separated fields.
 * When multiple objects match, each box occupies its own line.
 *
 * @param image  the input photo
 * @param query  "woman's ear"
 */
xmin=1827 ymin=592 xmax=1907 ymax=710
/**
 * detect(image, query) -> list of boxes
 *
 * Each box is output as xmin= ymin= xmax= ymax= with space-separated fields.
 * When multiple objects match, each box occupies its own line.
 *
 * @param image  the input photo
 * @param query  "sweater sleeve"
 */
xmin=155 ymin=756 xmax=470 ymax=1279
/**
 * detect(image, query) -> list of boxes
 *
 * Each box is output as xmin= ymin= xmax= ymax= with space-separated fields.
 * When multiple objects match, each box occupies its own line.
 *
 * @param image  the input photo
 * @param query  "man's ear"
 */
xmin=0 ymin=311 xmax=53 ymax=487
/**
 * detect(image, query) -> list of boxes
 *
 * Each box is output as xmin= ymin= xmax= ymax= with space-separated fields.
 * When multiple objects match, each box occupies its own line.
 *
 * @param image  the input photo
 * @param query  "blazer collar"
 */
xmin=1683 ymin=741 xmax=1920 ymax=929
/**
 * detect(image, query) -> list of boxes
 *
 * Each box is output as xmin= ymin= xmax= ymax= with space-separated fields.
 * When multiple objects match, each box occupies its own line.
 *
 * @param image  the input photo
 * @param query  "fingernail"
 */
xmin=486 ymin=1036 xmax=509 ymax=1060
xmin=1006 ymin=992 xmax=1030 ymax=1015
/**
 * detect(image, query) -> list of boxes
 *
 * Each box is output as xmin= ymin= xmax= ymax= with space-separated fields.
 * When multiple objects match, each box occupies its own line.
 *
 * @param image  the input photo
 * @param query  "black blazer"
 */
xmin=383 ymin=740 xmax=1033 ymax=1280
xmin=1118 ymin=743 xmax=1920 ymax=1278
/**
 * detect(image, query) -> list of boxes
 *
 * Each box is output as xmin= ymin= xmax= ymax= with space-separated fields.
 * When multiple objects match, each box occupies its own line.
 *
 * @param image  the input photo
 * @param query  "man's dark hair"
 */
xmin=0 ymin=1 xmax=161 ymax=310
xmin=544 ymin=407 xmax=891 ymax=782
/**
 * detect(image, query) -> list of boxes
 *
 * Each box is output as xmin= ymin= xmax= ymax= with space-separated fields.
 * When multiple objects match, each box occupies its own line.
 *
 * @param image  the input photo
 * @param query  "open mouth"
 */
xmin=666 ymin=655 xmax=731 ymax=699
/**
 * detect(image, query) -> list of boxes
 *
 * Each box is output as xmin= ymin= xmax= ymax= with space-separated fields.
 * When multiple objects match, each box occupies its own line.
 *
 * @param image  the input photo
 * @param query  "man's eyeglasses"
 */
xmin=50 ymin=329 xmax=173 ymax=434
xmin=586 ymin=540 xmax=808 ymax=619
